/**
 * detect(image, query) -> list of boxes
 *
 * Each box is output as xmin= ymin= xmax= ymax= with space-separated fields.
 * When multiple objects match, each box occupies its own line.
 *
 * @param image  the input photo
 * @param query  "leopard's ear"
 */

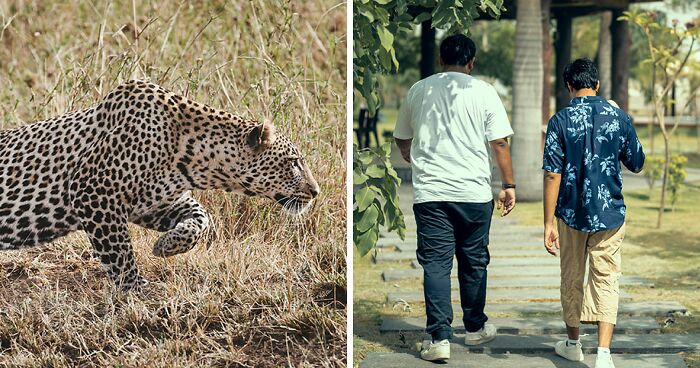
xmin=246 ymin=123 xmax=276 ymax=152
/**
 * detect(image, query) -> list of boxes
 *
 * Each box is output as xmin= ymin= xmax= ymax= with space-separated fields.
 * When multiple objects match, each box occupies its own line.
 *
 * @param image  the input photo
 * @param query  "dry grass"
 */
xmin=0 ymin=0 xmax=346 ymax=367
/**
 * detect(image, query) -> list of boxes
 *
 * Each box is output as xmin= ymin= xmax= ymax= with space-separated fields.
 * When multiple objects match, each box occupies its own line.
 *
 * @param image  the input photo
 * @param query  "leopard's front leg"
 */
xmin=74 ymin=197 xmax=143 ymax=291
xmin=133 ymin=193 xmax=210 ymax=257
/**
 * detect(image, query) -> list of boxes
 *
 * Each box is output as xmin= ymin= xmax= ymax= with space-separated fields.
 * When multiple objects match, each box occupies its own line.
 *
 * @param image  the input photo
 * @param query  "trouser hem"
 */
xmin=580 ymin=314 xmax=618 ymax=325
xmin=431 ymin=329 xmax=452 ymax=341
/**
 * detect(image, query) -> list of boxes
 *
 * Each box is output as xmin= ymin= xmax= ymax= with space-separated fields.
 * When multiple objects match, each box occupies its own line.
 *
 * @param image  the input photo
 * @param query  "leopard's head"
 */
xmin=219 ymin=122 xmax=320 ymax=214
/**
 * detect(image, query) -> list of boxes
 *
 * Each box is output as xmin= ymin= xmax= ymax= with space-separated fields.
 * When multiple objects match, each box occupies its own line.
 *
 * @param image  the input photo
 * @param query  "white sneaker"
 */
xmin=555 ymin=340 xmax=584 ymax=362
xmin=419 ymin=339 xmax=450 ymax=361
xmin=595 ymin=353 xmax=615 ymax=368
xmin=464 ymin=323 xmax=497 ymax=345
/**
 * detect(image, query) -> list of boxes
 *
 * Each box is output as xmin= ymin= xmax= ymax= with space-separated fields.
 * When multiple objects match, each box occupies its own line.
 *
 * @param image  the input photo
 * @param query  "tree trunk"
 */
xmin=598 ymin=11 xmax=612 ymax=99
xmin=541 ymin=0 xmax=552 ymax=127
xmin=611 ymin=8 xmax=630 ymax=111
xmin=649 ymin=66 xmax=656 ymax=155
xmin=512 ymin=0 xmax=544 ymax=201
xmin=657 ymin=128 xmax=670 ymax=228
xmin=554 ymin=14 xmax=572 ymax=112
xmin=420 ymin=20 xmax=436 ymax=79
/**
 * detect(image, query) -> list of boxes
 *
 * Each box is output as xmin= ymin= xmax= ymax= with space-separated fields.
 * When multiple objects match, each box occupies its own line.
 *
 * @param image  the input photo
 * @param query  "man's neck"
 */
xmin=444 ymin=65 xmax=471 ymax=74
xmin=573 ymin=88 xmax=597 ymax=97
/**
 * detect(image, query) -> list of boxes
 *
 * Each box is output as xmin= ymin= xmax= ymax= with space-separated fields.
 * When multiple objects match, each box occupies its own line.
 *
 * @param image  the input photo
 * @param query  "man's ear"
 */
xmin=246 ymin=123 xmax=276 ymax=152
xmin=467 ymin=58 xmax=476 ymax=71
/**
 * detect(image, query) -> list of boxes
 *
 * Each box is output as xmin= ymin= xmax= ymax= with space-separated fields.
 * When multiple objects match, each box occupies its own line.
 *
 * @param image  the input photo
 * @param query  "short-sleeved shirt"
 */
xmin=394 ymin=72 xmax=513 ymax=204
xmin=543 ymin=96 xmax=645 ymax=232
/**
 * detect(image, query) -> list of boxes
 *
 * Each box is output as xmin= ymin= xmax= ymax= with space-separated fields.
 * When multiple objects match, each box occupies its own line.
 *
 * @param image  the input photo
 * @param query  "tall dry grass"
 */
xmin=0 ymin=0 xmax=346 ymax=366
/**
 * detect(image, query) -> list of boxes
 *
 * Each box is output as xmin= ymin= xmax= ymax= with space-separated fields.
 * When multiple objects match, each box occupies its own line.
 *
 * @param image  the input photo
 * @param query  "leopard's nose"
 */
xmin=309 ymin=182 xmax=320 ymax=198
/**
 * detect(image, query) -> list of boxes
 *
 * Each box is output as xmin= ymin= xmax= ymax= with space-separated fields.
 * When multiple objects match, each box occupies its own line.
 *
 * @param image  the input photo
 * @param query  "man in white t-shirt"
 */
xmin=393 ymin=34 xmax=516 ymax=362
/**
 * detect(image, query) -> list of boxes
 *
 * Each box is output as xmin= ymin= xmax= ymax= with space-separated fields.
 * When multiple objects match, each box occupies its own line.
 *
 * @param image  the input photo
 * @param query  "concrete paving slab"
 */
xmin=379 ymin=316 xmax=660 ymax=334
xmin=376 ymin=237 xmax=416 ymax=248
xmin=375 ymin=250 xmax=556 ymax=263
xmin=381 ymin=272 xmax=652 ymax=288
xmin=419 ymin=333 xmax=700 ymax=354
xmin=481 ymin=301 xmax=687 ymax=316
xmin=411 ymin=258 xmax=559 ymax=268
xmin=360 ymin=353 xmax=688 ymax=368
xmin=395 ymin=241 xmax=545 ymax=252
xmin=382 ymin=267 xmax=561 ymax=280
xmin=395 ymin=245 xmax=545 ymax=257
xmin=386 ymin=289 xmax=632 ymax=304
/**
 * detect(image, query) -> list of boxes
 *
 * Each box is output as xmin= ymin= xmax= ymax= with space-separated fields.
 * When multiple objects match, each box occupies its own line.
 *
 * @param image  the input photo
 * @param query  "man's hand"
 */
xmin=395 ymin=138 xmax=412 ymax=164
xmin=543 ymin=171 xmax=562 ymax=256
xmin=496 ymin=188 xmax=516 ymax=217
xmin=489 ymin=138 xmax=515 ymax=216
xmin=544 ymin=223 xmax=559 ymax=256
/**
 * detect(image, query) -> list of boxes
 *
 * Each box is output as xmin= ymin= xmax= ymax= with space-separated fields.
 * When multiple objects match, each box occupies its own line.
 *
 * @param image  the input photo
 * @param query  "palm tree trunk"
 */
xmin=512 ymin=0 xmax=544 ymax=201
xmin=598 ymin=11 xmax=612 ymax=99
xmin=541 ymin=0 xmax=552 ymax=127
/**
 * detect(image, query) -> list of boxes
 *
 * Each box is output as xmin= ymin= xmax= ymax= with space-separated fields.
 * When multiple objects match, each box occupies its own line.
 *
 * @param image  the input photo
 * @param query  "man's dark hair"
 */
xmin=439 ymin=34 xmax=476 ymax=66
xmin=563 ymin=58 xmax=599 ymax=91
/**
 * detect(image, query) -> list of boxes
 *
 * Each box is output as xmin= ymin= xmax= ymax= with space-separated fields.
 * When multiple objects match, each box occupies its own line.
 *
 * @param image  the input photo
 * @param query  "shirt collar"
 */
xmin=569 ymin=95 xmax=604 ymax=105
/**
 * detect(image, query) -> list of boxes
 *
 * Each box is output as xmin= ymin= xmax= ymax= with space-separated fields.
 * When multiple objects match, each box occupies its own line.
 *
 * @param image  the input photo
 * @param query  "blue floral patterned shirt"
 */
xmin=543 ymin=96 xmax=645 ymax=232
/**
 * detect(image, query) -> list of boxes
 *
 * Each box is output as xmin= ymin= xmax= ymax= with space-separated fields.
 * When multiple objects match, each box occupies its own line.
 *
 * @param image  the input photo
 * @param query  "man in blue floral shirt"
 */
xmin=542 ymin=58 xmax=645 ymax=368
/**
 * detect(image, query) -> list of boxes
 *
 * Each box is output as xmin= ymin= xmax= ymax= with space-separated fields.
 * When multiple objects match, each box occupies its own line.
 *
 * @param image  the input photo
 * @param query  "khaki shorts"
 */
xmin=558 ymin=218 xmax=625 ymax=327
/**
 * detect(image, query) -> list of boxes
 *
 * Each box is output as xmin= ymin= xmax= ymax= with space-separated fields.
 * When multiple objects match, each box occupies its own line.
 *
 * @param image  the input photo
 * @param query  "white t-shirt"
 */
xmin=393 ymin=72 xmax=513 ymax=204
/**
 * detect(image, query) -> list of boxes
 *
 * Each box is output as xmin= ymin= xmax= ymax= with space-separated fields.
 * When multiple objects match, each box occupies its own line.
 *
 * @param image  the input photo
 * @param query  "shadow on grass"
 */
xmin=626 ymin=192 xmax=651 ymax=201
xmin=629 ymin=229 xmax=700 ymax=261
xmin=649 ymin=268 xmax=700 ymax=289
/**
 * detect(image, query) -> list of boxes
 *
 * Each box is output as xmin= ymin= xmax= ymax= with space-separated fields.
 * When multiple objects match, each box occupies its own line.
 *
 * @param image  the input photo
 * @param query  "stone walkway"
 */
xmin=359 ymin=184 xmax=695 ymax=368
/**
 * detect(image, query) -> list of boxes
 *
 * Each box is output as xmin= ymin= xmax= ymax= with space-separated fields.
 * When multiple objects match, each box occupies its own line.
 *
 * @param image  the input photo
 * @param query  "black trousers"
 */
xmin=414 ymin=201 xmax=493 ymax=341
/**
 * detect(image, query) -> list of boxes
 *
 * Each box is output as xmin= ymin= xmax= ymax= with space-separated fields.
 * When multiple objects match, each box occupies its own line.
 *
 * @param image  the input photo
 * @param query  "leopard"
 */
xmin=0 ymin=80 xmax=320 ymax=291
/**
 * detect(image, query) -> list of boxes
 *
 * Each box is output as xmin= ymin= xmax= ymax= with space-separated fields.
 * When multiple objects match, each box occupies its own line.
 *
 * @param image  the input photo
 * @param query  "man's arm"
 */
xmin=489 ymin=138 xmax=516 ymax=216
xmin=543 ymin=171 xmax=561 ymax=256
xmin=621 ymin=119 xmax=645 ymax=173
xmin=395 ymin=138 xmax=412 ymax=163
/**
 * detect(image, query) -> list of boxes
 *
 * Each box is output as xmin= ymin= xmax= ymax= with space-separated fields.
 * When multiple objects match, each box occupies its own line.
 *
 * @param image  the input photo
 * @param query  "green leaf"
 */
xmin=356 ymin=203 xmax=380 ymax=233
xmin=366 ymin=164 xmax=386 ymax=178
xmin=357 ymin=150 xmax=374 ymax=165
xmin=355 ymin=227 xmax=379 ymax=256
xmin=386 ymin=164 xmax=401 ymax=184
xmin=358 ymin=9 xmax=375 ymax=22
xmin=413 ymin=12 xmax=431 ymax=23
xmin=354 ymin=187 xmax=375 ymax=211
xmin=390 ymin=48 xmax=399 ymax=69
xmin=379 ymin=141 xmax=393 ymax=157
xmin=377 ymin=25 xmax=395 ymax=51
xmin=375 ymin=199 xmax=386 ymax=226
xmin=354 ymin=168 xmax=369 ymax=185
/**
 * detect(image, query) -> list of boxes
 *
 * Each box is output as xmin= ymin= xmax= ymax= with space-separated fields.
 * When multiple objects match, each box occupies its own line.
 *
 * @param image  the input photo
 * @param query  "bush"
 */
xmin=668 ymin=154 xmax=688 ymax=210
xmin=644 ymin=156 xmax=664 ymax=189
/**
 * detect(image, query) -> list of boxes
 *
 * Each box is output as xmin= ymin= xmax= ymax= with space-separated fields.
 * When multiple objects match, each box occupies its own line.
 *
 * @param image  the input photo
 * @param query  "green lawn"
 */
xmin=353 ymin=181 xmax=700 ymax=367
